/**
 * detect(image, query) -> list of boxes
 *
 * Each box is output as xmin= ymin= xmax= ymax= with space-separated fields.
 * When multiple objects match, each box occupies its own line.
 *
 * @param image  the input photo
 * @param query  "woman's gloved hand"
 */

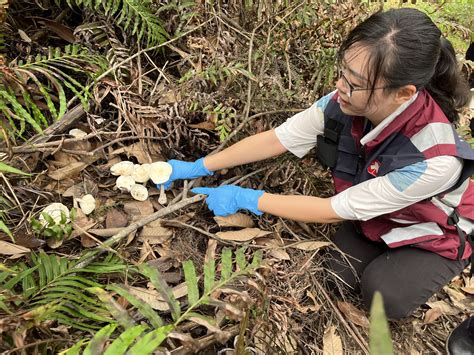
xmin=191 ymin=185 xmax=264 ymax=216
xmin=158 ymin=158 xmax=213 ymax=189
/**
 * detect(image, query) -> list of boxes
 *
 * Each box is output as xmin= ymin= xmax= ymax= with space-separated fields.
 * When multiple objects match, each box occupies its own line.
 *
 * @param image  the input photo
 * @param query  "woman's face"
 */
xmin=335 ymin=45 xmax=401 ymax=125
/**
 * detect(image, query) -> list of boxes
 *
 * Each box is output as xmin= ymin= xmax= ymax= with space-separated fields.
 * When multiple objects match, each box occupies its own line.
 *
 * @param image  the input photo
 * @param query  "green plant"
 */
xmin=62 ymin=247 xmax=262 ymax=355
xmin=0 ymin=45 xmax=106 ymax=141
xmin=31 ymin=208 xmax=76 ymax=242
xmin=61 ymin=0 xmax=168 ymax=47
xmin=0 ymin=252 xmax=130 ymax=336
xmin=179 ymin=62 xmax=255 ymax=87
xmin=369 ymin=291 xmax=394 ymax=355
xmin=202 ymin=103 xmax=237 ymax=142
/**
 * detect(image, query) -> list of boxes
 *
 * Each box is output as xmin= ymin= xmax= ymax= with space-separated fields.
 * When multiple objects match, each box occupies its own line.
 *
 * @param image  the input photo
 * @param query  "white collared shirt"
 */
xmin=274 ymin=91 xmax=463 ymax=221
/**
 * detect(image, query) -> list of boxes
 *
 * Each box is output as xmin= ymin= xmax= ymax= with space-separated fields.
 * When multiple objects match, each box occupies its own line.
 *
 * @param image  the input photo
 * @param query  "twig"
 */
xmin=312 ymin=277 xmax=370 ymax=355
xmin=214 ymin=109 xmax=301 ymax=153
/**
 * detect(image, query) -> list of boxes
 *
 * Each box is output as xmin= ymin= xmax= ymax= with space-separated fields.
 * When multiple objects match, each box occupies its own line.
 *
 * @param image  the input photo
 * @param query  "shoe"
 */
xmin=446 ymin=316 xmax=474 ymax=355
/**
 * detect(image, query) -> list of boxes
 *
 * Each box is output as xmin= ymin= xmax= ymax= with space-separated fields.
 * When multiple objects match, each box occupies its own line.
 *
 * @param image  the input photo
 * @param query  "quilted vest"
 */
xmin=319 ymin=90 xmax=474 ymax=260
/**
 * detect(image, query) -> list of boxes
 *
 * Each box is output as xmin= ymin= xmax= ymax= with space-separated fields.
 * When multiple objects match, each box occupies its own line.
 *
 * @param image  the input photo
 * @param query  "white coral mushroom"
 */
xmin=77 ymin=194 xmax=96 ymax=215
xmin=132 ymin=164 xmax=150 ymax=183
xmin=110 ymin=161 xmax=134 ymax=176
xmin=38 ymin=203 xmax=70 ymax=226
xmin=116 ymin=175 xmax=135 ymax=192
xmin=149 ymin=162 xmax=173 ymax=184
xmin=130 ymin=184 xmax=149 ymax=201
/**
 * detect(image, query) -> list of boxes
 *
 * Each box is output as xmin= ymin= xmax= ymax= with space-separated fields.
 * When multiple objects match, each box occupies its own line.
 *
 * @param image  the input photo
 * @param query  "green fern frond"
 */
xmin=60 ymin=0 xmax=168 ymax=47
xmin=61 ymin=324 xmax=173 ymax=355
xmin=63 ymin=247 xmax=262 ymax=354
xmin=0 ymin=252 xmax=129 ymax=331
xmin=0 ymin=45 xmax=106 ymax=140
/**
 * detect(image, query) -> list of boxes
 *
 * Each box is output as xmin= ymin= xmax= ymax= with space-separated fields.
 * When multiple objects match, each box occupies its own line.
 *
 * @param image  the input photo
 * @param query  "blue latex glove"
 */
xmin=191 ymin=185 xmax=264 ymax=216
xmin=158 ymin=158 xmax=213 ymax=189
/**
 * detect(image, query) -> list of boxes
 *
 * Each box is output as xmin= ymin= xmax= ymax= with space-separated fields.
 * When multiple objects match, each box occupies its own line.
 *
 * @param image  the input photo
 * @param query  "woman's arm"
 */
xmin=203 ymin=129 xmax=288 ymax=171
xmin=258 ymin=193 xmax=343 ymax=223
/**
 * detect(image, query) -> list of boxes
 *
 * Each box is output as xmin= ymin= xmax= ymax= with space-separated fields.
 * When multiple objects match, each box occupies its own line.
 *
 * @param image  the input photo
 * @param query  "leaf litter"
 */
xmin=0 ymin=1 xmax=473 ymax=354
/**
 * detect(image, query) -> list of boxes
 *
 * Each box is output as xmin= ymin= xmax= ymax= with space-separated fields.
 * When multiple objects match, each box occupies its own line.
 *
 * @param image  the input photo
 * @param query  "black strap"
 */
xmin=316 ymin=118 xmax=345 ymax=169
xmin=448 ymin=209 xmax=474 ymax=276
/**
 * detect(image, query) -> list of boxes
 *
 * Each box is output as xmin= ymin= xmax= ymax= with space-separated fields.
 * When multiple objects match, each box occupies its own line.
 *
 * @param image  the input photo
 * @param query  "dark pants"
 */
xmin=326 ymin=222 xmax=468 ymax=320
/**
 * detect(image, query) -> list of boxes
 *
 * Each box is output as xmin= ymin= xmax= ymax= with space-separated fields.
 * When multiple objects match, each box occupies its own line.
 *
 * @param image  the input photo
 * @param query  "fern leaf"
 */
xmin=129 ymin=325 xmax=173 ymax=355
xmin=0 ymin=90 xmax=42 ymax=134
xmin=250 ymin=250 xmax=263 ymax=268
xmin=235 ymin=247 xmax=247 ymax=271
xmin=220 ymin=248 xmax=233 ymax=281
xmin=183 ymin=260 xmax=199 ymax=306
xmin=103 ymin=325 xmax=147 ymax=355
xmin=83 ymin=323 xmax=117 ymax=355
xmin=107 ymin=284 xmax=163 ymax=328
xmin=3 ymin=264 xmax=38 ymax=290
xmin=140 ymin=264 xmax=181 ymax=322
xmin=204 ymin=256 xmax=215 ymax=294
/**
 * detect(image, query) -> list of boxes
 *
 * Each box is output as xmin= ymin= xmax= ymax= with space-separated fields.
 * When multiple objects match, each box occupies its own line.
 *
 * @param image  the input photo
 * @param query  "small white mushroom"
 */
xmin=132 ymin=164 xmax=150 ymax=183
xmin=38 ymin=203 xmax=70 ymax=226
xmin=116 ymin=175 xmax=135 ymax=192
xmin=77 ymin=194 xmax=96 ymax=215
xmin=110 ymin=161 xmax=135 ymax=176
xmin=69 ymin=128 xmax=88 ymax=138
xmin=149 ymin=162 xmax=173 ymax=205
xmin=130 ymin=184 xmax=149 ymax=201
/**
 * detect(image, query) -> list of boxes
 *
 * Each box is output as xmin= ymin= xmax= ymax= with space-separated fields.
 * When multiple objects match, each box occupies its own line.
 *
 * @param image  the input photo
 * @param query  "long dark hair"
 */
xmin=338 ymin=8 xmax=470 ymax=123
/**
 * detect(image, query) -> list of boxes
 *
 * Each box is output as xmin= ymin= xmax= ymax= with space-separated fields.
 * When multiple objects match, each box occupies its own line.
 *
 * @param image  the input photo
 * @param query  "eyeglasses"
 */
xmin=338 ymin=66 xmax=393 ymax=98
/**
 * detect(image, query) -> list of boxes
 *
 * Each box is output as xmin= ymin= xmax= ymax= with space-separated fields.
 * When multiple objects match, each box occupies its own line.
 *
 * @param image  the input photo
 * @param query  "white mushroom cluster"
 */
xmin=110 ymin=161 xmax=172 ymax=202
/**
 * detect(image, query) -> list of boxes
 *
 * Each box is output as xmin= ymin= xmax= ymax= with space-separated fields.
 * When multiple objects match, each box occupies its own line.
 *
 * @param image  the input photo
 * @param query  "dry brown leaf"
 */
xmin=80 ymin=234 xmax=96 ymax=248
xmin=0 ymin=241 xmax=30 ymax=255
xmin=47 ymin=161 xmax=89 ymax=181
xmin=126 ymin=283 xmax=187 ymax=311
xmin=139 ymin=224 xmax=173 ymax=245
xmin=423 ymin=307 xmax=443 ymax=324
xmin=443 ymin=286 xmax=473 ymax=310
xmin=291 ymin=240 xmax=332 ymax=251
xmin=425 ymin=300 xmax=460 ymax=316
xmin=189 ymin=121 xmax=215 ymax=130
xmin=105 ymin=209 xmax=128 ymax=229
xmin=323 ymin=326 xmax=343 ymax=355
xmin=214 ymin=213 xmax=255 ymax=228
xmin=110 ymin=143 xmax=158 ymax=164
xmin=337 ymin=301 xmax=369 ymax=328
xmin=269 ymin=248 xmax=290 ymax=261
xmin=216 ymin=228 xmax=271 ymax=242
xmin=123 ymin=200 xmax=154 ymax=218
